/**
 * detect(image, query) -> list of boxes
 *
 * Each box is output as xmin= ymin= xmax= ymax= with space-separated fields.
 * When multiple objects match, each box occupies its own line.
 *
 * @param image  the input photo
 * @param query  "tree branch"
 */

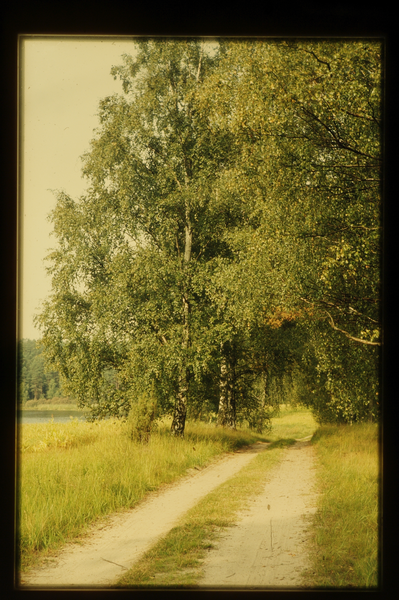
xmin=196 ymin=44 xmax=203 ymax=82
xmin=303 ymin=49 xmax=331 ymax=71
xmin=344 ymin=109 xmax=381 ymax=125
xmin=320 ymin=300 xmax=379 ymax=325
xmin=325 ymin=311 xmax=381 ymax=346
xmin=300 ymin=106 xmax=381 ymax=162
xmin=347 ymin=305 xmax=379 ymax=324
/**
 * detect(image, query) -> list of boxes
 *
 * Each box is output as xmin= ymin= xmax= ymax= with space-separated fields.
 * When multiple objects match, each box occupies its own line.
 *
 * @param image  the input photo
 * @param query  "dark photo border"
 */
xmin=1 ymin=4 xmax=397 ymax=599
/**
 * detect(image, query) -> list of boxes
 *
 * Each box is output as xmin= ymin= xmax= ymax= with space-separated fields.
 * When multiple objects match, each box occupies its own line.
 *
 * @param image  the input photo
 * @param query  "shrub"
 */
xmin=246 ymin=405 xmax=272 ymax=433
xmin=127 ymin=393 xmax=158 ymax=443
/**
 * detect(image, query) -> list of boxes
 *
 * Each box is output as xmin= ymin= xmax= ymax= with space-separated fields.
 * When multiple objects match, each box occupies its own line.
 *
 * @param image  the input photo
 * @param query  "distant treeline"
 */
xmin=17 ymin=339 xmax=71 ymax=404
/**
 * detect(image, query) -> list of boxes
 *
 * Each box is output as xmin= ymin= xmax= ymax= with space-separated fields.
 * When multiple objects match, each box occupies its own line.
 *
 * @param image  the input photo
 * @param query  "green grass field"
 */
xmin=304 ymin=422 xmax=380 ymax=588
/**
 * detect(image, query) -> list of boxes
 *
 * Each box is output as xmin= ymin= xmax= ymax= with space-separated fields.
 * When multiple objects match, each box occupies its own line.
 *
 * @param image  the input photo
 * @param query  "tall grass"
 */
xmin=17 ymin=417 xmax=268 ymax=572
xmin=305 ymin=422 xmax=380 ymax=588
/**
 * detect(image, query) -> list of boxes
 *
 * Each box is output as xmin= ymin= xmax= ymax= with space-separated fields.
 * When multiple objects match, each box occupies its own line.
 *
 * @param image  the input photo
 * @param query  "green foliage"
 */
xmin=298 ymin=322 xmax=379 ymax=424
xmin=35 ymin=40 xmax=243 ymax=433
xmin=127 ymin=392 xmax=158 ymax=443
xmin=17 ymin=340 xmax=62 ymax=404
xmin=246 ymin=405 xmax=271 ymax=434
xmin=35 ymin=39 xmax=382 ymax=429
xmin=201 ymin=39 xmax=381 ymax=424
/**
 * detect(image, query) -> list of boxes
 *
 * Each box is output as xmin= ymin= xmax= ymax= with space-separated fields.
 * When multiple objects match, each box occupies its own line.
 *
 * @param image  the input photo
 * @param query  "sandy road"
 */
xmin=20 ymin=439 xmax=317 ymax=589
xmin=199 ymin=440 xmax=318 ymax=588
xmin=19 ymin=442 xmax=268 ymax=588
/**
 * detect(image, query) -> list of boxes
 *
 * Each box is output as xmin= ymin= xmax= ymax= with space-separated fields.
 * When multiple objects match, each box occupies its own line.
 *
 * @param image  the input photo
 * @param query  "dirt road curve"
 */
xmin=20 ymin=443 xmax=267 ymax=588
xmin=20 ymin=440 xmax=317 ymax=589
xmin=199 ymin=440 xmax=318 ymax=588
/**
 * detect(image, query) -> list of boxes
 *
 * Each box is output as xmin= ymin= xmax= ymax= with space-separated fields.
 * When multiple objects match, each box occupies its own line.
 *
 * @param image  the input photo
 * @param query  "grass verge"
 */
xmin=304 ymin=422 xmax=379 ymax=588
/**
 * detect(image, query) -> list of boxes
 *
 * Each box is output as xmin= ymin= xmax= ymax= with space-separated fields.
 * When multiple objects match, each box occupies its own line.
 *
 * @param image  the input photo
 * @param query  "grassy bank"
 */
xmin=18 ymin=417 xmax=270 ymax=572
xmin=19 ymin=403 xmax=84 ymax=412
xmin=305 ymin=422 xmax=380 ymax=588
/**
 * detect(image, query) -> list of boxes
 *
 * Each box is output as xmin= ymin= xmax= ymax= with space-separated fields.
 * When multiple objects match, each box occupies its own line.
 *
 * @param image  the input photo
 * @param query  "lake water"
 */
xmin=17 ymin=410 xmax=89 ymax=424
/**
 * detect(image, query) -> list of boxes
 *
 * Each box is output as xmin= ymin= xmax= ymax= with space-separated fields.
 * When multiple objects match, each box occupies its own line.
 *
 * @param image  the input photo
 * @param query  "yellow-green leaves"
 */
xmin=37 ymin=39 xmax=381 ymax=428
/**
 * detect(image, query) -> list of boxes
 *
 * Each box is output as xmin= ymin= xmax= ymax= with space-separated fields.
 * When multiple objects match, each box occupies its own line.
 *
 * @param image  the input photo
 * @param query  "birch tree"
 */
xmin=201 ymin=39 xmax=382 ymax=423
xmin=36 ymin=39 xmax=240 ymax=435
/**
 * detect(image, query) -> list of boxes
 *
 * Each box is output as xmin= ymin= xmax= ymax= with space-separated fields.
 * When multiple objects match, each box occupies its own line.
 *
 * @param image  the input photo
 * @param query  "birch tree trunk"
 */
xmin=171 ymin=209 xmax=192 ymax=436
xmin=217 ymin=351 xmax=229 ymax=427
xmin=170 ymin=50 xmax=202 ymax=437
xmin=217 ymin=345 xmax=237 ymax=429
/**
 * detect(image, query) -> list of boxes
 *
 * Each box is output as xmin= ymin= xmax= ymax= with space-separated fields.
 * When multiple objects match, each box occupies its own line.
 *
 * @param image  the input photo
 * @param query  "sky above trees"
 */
xmin=19 ymin=37 xmax=141 ymax=339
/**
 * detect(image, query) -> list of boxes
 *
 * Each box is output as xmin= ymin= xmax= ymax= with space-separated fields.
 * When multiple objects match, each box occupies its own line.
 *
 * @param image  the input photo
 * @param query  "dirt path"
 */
xmin=198 ymin=440 xmax=318 ymax=588
xmin=20 ymin=442 xmax=268 ymax=588
xmin=20 ymin=440 xmax=318 ymax=589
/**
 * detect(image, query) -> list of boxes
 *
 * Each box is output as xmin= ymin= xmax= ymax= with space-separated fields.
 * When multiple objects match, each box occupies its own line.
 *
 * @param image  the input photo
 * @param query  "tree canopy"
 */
xmin=35 ymin=38 xmax=382 ymax=434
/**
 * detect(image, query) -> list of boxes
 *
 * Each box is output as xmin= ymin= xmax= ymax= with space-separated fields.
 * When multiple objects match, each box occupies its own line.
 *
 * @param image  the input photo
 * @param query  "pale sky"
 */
xmin=19 ymin=37 xmax=139 ymax=340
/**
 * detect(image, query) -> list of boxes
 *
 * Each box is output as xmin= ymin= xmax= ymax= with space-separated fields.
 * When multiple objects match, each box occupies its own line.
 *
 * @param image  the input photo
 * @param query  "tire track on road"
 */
xmin=198 ymin=441 xmax=318 ymax=588
xmin=20 ymin=442 xmax=268 ymax=588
